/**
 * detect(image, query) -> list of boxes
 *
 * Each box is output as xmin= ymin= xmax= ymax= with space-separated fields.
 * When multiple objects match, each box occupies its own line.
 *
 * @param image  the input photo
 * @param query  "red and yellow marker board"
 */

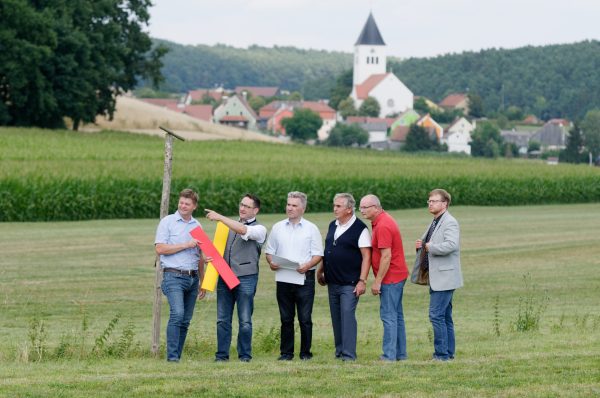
xmin=191 ymin=225 xmax=240 ymax=290
xmin=200 ymin=222 xmax=230 ymax=291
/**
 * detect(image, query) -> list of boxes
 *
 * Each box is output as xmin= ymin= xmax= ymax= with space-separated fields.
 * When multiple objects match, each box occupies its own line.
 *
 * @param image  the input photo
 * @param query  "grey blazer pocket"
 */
xmin=438 ymin=264 xmax=454 ymax=271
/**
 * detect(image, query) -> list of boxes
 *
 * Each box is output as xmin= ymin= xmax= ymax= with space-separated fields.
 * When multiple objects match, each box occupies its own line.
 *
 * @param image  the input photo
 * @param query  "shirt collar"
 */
xmin=286 ymin=217 xmax=304 ymax=226
xmin=372 ymin=211 xmax=386 ymax=227
xmin=336 ymin=214 xmax=356 ymax=227
xmin=241 ymin=217 xmax=256 ymax=225
xmin=175 ymin=211 xmax=196 ymax=224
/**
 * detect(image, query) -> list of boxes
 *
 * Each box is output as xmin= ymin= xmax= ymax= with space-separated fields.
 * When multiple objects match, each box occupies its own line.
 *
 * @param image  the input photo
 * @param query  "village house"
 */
xmin=345 ymin=117 xmax=390 ymax=150
xmin=443 ymin=117 xmax=474 ymax=154
xmin=213 ymin=94 xmax=258 ymax=130
xmin=260 ymin=100 xmax=336 ymax=140
xmin=531 ymin=119 xmax=570 ymax=150
xmin=439 ymin=93 xmax=469 ymax=114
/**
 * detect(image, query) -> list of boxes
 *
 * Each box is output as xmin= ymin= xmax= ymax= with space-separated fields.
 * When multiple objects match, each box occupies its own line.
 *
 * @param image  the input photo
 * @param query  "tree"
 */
xmin=470 ymin=121 xmax=504 ymax=157
xmin=581 ymin=109 xmax=600 ymax=164
xmin=358 ymin=96 xmax=380 ymax=117
xmin=281 ymin=108 xmax=322 ymax=142
xmin=468 ymin=93 xmax=484 ymax=118
xmin=0 ymin=0 xmax=166 ymax=129
xmin=413 ymin=97 xmax=430 ymax=114
xmin=338 ymin=98 xmax=358 ymax=118
xmin=404 ymin=124 xmax=435 ymax=152
xmin=325 ymin=123 xmax=368 ymax=147
xmin=560 ymin=123 xmax=587 ymax=163
xmin=329 ymin=69 xmax=353 ymax=110
xmin=248 ymin=96 xmax=266 ymax=113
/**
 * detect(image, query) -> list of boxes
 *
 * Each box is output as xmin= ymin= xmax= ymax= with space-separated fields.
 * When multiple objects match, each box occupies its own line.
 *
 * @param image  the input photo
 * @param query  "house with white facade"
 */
xmin=444 ymin=117 xmax=474 ymax=154
xmin=349 ymin=13 xmax=413 ymax=118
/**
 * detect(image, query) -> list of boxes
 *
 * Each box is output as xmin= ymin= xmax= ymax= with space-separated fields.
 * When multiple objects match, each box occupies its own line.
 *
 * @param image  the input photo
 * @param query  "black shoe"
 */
xmin=239 ymin=357 xmax=251 ymax=363
xmin=214 ymin=358 xmax=229 ymax=363
xmin=277 ymin=355 xmax=293 ymax=361
xmin=300 ymin=354 xmax=312 ymax=361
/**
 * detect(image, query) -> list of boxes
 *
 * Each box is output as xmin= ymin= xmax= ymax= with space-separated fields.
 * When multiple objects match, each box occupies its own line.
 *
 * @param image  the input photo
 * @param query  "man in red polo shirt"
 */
xmin=359 ymin=194 xmax=409 ymax=361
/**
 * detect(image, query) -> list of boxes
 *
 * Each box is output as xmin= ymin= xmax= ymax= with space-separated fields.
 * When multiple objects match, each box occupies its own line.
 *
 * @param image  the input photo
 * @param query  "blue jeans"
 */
xmin=328 ymin=284 xmax=359 ymax=360
xmin=379 ymin=280 xmax=407 ymax=360
xmin=216 ymin=274 xmax=258 ymax=361
xmin=276 ymin=273 xmax=315 ymax=359
xmin=429 ymin=289 xmax=455 ymax=360
xmin=161 ymin=272 xmax=199 ymax=361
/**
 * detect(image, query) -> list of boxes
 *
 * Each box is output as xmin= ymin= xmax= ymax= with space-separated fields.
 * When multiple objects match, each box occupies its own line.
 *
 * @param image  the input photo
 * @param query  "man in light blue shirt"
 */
xmin=265 ymin=191 xmax=323 ymax=361
xmin=155 ymin=188 xmax=206 ymax=362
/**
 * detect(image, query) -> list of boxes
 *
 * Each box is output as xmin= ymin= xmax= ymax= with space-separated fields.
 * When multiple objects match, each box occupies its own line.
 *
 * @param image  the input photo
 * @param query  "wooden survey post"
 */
xmin=152 ymin=126 xmax=185 ymax=356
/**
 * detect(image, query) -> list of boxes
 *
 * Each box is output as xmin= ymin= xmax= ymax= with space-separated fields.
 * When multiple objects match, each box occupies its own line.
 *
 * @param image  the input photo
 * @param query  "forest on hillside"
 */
xmin=153 ymin=40 xmax=352 ymax=98
xmin=149 ymin=39 xmax=600 ymax=120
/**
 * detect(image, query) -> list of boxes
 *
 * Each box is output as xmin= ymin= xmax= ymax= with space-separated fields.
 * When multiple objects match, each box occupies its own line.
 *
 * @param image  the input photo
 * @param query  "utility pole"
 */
xmin=151 ymin=126 xmax=185 ymax=356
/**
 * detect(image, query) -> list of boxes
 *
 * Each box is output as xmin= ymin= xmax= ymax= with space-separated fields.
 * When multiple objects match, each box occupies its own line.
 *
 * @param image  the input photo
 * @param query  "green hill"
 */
xmin=152 ymin=40 xmax=600 ymax=120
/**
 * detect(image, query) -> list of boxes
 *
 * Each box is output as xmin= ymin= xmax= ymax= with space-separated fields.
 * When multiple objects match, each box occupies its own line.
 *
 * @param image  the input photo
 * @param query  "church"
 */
xmin=350 ymin=13 xmax=414 ymax=118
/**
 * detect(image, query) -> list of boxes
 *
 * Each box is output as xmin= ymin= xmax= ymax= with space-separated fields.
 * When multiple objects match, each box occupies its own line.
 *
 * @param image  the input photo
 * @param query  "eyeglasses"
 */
xmin=239 ymin=202 xmax=255 ymax=210
xmin=427 ymin=200 xmax=444 ymax=204
xmin=359 ymin=205 xmax=376 ymax=210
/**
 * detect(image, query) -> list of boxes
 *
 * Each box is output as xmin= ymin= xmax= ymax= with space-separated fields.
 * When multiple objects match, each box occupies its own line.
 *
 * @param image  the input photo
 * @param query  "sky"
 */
xmin=148 ymin=0 xmax=600 ymax=59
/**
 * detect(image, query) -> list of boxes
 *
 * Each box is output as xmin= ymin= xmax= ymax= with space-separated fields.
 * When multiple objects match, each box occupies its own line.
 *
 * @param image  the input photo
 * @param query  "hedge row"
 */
xmin=2 ymin=175 xmax=599 ymax=221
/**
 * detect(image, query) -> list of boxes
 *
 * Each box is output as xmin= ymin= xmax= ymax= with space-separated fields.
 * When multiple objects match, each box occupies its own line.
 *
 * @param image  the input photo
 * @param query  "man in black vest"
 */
xmin=317 ymin=193 xmax=372 ymax=361
xmin=205 ymin=194 xmax=267 ymax=362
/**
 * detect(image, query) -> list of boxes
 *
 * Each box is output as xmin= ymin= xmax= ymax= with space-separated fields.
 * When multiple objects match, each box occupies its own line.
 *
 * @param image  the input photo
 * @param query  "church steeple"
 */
xmin=353 ymin=12 xmax=387 ymax=86
xmin=355 ymin=12 xmax=386 ymax=46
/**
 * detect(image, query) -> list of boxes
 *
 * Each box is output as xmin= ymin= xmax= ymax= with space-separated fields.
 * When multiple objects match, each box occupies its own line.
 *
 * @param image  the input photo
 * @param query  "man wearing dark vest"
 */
xmin=317 ymin=193 xmax=371 ymax=361
xmin=205 ymin=193 xmax=267 ymax=362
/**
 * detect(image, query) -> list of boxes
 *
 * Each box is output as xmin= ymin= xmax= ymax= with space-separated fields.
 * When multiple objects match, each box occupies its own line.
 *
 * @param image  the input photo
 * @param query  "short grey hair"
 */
xmin=334 ymin=193 xmax=356 ymax=212
xmin=287 ymin=191 xmax=307 ymax=208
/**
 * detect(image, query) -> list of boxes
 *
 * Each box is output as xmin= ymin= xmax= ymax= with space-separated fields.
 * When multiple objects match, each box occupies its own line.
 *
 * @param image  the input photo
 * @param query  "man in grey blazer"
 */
xmin=411 ymin=188 xmax=463 ymax=361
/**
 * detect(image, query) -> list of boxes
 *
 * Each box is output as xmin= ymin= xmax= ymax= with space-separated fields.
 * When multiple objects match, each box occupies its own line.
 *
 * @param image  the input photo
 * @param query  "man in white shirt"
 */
xmin=265 ymin=191 xmax=323 ymax=361
xmin=205 ymin=194 xmax=267 ymax=363
xmin=317 ymin=193 xmax=371 ymax=361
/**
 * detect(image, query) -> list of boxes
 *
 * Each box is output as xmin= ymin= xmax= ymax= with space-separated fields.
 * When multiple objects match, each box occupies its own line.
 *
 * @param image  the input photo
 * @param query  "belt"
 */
xmin=163 ymin=268 xmax=198 ymax=277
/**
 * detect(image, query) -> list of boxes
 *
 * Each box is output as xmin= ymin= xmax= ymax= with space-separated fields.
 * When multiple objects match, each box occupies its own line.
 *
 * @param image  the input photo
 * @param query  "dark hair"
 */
xmin=179 ymin=188 xmax=199 ymax=205
xmin=244 ymin=193 xmax=261 ymax=209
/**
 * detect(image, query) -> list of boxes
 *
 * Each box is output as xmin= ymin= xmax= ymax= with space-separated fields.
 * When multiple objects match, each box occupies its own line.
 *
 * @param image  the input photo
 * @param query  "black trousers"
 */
xmin=276 ymin=272 xmax=315 ymax=358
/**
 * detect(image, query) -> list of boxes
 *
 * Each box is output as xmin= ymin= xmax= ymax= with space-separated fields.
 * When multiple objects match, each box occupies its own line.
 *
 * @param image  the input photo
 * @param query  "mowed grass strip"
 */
xmin=1 ymin=127 xmax=600 ymax=220
xmin=0 ymin=204 xmax=599 ymax=397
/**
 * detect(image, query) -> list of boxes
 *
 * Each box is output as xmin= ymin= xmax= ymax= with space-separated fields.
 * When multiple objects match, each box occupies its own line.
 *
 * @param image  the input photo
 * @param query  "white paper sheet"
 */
xmin=275 ymin=268 xmax=306 ymax=285
xmin=271 ymin=255 xmax=305 ymax=285
xmin=270 ymin=254 xmax=300 ymax=270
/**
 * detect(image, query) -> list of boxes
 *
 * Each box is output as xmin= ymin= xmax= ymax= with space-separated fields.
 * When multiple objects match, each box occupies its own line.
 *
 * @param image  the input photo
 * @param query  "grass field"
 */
xmin=1 ymin=204 xmax=599 ymax=397
xmin=2 ymin=127 xmax=600 ymax=221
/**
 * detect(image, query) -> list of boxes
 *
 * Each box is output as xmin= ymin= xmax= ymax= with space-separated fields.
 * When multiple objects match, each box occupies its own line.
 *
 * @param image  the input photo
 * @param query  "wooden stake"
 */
xmin=151 ymin=126 xmax=185 ymax=356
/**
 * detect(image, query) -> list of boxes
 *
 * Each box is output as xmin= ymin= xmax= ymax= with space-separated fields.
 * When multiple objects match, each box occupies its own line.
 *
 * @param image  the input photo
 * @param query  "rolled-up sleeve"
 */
xmin=240 ymin=224 xmax=267 ymax=244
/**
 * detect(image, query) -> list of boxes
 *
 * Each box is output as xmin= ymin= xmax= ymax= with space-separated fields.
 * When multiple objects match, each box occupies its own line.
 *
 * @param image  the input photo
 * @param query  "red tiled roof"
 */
xmin=355 ymin=74 xmax=388 ymax=99
xmin=235 ymin=86 xmax=279 ymax=98
xmin=259 ymin=100 xmax=335 ymax=119
xmin=184 ymin=105 xmax=213 ymax=122
xmin=165 ymin=103 xmax=184 ymax=113
xmin=188 ymin=89 xmax=223 ymax=102
xmin=439 ymin=93 xmax=467 ymax=108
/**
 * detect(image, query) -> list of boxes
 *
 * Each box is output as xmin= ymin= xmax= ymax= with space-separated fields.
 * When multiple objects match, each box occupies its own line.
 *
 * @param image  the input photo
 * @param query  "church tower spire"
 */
xmin=353 ymin=12 xmax=387 ymax=86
